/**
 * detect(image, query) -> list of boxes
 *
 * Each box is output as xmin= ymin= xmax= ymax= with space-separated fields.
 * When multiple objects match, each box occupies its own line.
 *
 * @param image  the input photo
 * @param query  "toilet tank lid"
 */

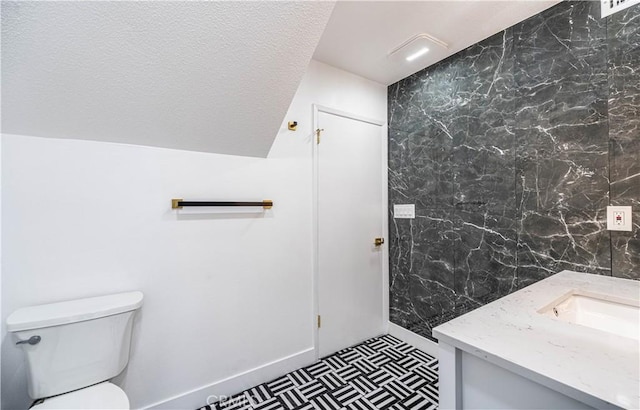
xmin=7 ymin=291 xmax=143 ymax=332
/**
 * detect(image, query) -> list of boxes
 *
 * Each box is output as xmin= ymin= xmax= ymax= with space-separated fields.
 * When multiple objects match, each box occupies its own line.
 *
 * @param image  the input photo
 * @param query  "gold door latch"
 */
xmin=374 ymin=237 xmax=385 ymax=246
xmin=316 ymin=128 xmax=324 ymax=144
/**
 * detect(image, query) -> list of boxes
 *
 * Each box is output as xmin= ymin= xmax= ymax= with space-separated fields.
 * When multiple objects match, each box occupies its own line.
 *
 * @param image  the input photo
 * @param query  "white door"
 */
xmin=316 ymin=108 xmax=385 ymax=357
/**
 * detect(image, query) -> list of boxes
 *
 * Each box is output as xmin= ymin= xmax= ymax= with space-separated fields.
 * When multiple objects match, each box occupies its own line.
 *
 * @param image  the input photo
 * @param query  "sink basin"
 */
xmin=539 ymin=291 xmax=640 ymax=340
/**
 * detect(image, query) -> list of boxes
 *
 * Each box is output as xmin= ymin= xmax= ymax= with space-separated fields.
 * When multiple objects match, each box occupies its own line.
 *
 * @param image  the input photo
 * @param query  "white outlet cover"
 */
xmin=607 ymin=206 xmax=633 ymax=231
xmin=394 ymin=204 xmax=415 ymax=219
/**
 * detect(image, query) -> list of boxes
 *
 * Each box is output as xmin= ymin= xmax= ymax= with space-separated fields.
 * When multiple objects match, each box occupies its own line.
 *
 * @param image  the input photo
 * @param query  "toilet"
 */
xmin=7 ymin=291 xmax=144 ymax=409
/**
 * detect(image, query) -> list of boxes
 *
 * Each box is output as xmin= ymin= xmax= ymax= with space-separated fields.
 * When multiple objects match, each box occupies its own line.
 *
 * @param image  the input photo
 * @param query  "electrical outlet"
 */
xmin=614 ymin=211 xmax=625 ymax=226
xmin=607 ymin=206 xmax=633 ymax=231
xmin=394 ymin=204 xmax=415 ymax=219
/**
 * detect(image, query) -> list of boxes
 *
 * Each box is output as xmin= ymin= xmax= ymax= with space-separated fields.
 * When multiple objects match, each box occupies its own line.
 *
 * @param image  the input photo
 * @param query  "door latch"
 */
xmin=374 ymin=237 xmax=385 ymax=246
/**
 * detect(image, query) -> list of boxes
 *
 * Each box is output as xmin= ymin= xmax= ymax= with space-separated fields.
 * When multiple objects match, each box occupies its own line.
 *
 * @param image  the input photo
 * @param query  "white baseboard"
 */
xmin=388 ymin=322 xmax=438 ymax=358
xmin=142 ymin=348 xmax=316 ymax=410
xmin=143 ymin=327 xmax=435 ymax=409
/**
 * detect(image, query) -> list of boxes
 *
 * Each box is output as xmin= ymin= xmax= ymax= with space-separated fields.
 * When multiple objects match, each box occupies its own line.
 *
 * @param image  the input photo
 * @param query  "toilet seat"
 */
xmin=31 ymin=382 xmax=129 ymax=409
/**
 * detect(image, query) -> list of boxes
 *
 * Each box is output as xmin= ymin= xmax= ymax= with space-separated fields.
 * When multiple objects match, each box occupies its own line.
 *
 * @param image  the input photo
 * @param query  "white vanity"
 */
xmin=433 ymin=270 xmax=640 ymax=410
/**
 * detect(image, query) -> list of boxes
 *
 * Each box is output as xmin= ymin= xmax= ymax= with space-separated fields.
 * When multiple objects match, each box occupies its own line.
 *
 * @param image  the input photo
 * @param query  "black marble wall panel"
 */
xmin=453 ymin=208 xmax=518 ymax=311
xmin=389 ymin=209 xmax=456 ymax=337
xmin=608 ymin=5 xmax=640 ymax=279
xmin=514 ymin=1 xmax=612 ymax=286
xmin=388 ymin=1 xmax=640 ymax=341
xmin=454 ymin=29 xmax=516 ymax=217
xmin=388 ymin=127 xmax=453 ymax=209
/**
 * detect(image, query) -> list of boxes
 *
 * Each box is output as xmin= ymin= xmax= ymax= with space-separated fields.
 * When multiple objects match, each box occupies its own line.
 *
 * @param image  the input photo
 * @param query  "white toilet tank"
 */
xmin=7 ymin=291 xmax=143 ymax=399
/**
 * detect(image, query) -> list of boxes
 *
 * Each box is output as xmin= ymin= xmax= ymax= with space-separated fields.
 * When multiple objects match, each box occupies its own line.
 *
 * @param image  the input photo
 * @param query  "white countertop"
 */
xmin=433 ymin=270 xmax=640 ymax=409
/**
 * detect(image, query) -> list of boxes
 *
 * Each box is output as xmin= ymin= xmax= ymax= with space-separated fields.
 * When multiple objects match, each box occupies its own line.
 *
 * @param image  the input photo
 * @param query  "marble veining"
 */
xmin=389 ymin=209 xmax=456 ymax=338
xmin=453 ymin=209 xmax=518 ymax=307
xmin=388 ymin=1 xmax=640 ymax=341
xmin=608 ymin=5 xmax=640 ymax=280
xmin=514 ymin=1 xmax=612 ymax=284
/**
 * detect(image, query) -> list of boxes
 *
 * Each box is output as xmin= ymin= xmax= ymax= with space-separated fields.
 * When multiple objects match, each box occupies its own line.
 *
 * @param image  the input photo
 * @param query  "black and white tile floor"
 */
xmin=198 ymin=335 xmax=439 ymax=410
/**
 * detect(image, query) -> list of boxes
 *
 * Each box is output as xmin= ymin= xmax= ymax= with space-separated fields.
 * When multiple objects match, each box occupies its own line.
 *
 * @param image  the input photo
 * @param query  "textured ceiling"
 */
xmin=314 ymin=1 xmax=561 ymax=85
xmin=1 ymin=1 xmax=335 ymax=157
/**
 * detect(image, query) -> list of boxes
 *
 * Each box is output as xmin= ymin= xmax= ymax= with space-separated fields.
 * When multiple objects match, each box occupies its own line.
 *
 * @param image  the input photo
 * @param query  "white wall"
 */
xmin=1 ymin=60 xmax=386 ymax=410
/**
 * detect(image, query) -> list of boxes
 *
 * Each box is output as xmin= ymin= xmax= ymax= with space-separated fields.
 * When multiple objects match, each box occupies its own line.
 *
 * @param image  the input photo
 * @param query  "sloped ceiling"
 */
xmin=314 ymin=1 xmax=560 ymax=85
xmin=1 ymin=1 xmax=335 ymax=157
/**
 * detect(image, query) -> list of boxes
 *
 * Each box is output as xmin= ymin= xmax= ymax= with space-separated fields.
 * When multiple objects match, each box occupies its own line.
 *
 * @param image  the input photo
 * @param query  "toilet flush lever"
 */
xmin=16 ymin=335 xmax=41 ymax=346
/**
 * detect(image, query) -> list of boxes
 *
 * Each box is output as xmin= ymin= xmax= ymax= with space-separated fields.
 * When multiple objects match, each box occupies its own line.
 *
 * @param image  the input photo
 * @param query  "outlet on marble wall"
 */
xmin=388 ymin=1 xmax=640 ymax=341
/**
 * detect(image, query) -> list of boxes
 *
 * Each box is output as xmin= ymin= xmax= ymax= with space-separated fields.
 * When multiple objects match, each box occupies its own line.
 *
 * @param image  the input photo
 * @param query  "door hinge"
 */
xmin=317 ymin=315 xmax=321 ymax=328
xmin=316 ymin=128 xmax=324 ymax=144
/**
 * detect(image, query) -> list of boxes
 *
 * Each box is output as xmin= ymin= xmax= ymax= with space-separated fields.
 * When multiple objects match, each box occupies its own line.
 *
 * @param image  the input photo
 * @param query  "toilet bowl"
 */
xmin=31 ymin=382 xmax=129 ymax=410
xmin=7 ymin=292 xmax=143 ymax=410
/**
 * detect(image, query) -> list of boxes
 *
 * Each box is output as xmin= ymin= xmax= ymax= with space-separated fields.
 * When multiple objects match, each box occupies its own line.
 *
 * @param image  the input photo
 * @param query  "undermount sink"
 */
xmin=539 ymin=291 xmax=640 ymax=340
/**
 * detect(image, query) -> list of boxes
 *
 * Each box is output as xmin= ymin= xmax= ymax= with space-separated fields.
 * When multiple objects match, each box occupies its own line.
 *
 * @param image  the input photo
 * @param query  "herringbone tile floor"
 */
xmin=199 ymin=335 xmax=438 ymax=410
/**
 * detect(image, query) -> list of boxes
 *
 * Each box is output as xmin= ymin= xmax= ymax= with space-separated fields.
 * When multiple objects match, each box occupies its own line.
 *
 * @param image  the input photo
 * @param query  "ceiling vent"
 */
xmin=601 ymin=0 xmax=640 ymax=17
xmin=388 ymin=33 xmax=449 ymax=64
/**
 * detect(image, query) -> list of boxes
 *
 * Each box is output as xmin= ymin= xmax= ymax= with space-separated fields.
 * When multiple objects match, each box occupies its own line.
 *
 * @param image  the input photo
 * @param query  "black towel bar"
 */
xmin=171 ymin=199 xmax=273 ymax=209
